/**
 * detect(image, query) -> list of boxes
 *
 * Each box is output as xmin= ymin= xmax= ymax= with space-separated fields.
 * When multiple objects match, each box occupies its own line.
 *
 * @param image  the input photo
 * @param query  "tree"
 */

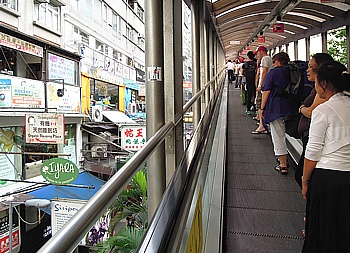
xmin=328 ymin=27 xmax=347 ymax=67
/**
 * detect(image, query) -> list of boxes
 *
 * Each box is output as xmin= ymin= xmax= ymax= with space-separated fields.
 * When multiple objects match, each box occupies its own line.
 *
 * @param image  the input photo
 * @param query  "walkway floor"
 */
xmin=225 ymin=83 xmax=305 ymax=252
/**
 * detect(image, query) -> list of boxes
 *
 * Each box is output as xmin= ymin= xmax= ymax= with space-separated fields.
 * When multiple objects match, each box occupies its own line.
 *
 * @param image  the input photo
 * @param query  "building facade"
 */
xmin=0 ymin=0 xmax=145 ymax=252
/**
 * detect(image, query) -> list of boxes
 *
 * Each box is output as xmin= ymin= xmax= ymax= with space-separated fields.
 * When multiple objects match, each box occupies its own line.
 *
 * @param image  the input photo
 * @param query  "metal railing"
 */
xmin=37 ymin=68 xmax=225 ymax=253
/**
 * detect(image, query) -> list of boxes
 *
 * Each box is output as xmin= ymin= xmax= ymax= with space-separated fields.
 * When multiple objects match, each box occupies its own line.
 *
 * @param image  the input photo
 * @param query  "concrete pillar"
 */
xmin=163 ymin=0 xmax=183 ymax=185
xmin=145 ymin=0 xmax=166 ymax=219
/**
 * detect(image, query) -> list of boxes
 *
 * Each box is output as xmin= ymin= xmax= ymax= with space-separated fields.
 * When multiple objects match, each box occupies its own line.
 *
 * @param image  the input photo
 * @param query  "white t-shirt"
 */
xmin=258 ymin=55 xmax=273 ymax=87
xmin=226 ymin=62 xmax=234 ymax=70
xmin=305 ymin=93 xmax=350 ymax=171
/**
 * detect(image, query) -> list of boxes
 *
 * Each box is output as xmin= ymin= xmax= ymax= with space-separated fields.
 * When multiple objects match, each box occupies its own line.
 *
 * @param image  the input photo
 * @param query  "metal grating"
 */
xmin=225 ymin=83 xmax=305 ymax=252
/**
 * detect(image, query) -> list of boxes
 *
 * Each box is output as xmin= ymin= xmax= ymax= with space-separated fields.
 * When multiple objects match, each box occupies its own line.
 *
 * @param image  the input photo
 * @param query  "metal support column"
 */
xmin=199 ymin=0 xmax=206 ymax=112
xmin=163 ymin=0 xmax=183 ymax=185
xmin=321 ymin=32 xmax=328 ymax=53
xmin=305 ymin=37 xmax=310 ymax=60
xmin=209 ymin=24 xmax=214 ymax=99
xmin=192 ymin=0 xmax=201 ymax=129
xmin=145 ymin=0 xmax=166 ymax=219
xmin=203 ymin=6 xmax=210 ymax=106
xmin=285 ymin=43 xmax=289 ymax=55
xmin=213 ymin=35 xmax=217 ymax=90
xmin=294 ymin=41 xmax=298 ymax=61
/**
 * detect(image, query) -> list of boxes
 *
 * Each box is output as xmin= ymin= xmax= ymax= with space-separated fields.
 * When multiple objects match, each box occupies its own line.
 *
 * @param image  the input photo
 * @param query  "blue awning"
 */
xmin=28 ymin=172 xmax=105 ymax=214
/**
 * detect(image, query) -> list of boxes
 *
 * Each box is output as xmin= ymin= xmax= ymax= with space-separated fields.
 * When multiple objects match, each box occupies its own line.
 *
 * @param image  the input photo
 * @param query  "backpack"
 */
xmin=277 ymin=60 xmax=313 ymax=139
xmin=244 ymin=61 xmax=256 ymax=83
xmin=277 ymin=60 xmax=311 ymax=112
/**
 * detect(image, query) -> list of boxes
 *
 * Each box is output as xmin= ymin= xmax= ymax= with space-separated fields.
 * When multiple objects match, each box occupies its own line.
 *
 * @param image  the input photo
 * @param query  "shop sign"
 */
xmin=91 ymin=67 xmax=123 ymax=84
xmin=46 ymin=83 xmax=81 ymax=113
xmin=25 ymin=113 xmax=64 ymax=144
xmin=48 ymin=53 xmax=76 ymax=85
xmin=40 ymin=158 xmax=79 ymax=185
xmin=124 ymin=80 xmax=139 ymax=91
xmin=0 ymin=227 xmax=20 ymax=253
xmin=0 ymin=75 xmax=45 ymax=109
xmin=120 ymin=125 xmax=146 ymax=151
xmin=0 ymin=32 xmax=43 ymax=58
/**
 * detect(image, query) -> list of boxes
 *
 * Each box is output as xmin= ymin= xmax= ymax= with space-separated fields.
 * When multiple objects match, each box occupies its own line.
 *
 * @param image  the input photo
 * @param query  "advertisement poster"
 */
xmin=0 ymin=77 xmax=11 ymax=107
xmin=0 ymin=127 xmax=17 ymax=187
xmin=25 ymin=113 xmax=64 ymax=144
xmin=51 ymin=199 xmax=88 ymax=245
xmin=120 ymin=125 xmax=146 ymax=151
xmin=46 ymin=83 xmax=81 ymax=113
xmin=48 ymin=53 xmax=76 ymax=85
xmin=11 ymin=77 xmax=45 ymax=108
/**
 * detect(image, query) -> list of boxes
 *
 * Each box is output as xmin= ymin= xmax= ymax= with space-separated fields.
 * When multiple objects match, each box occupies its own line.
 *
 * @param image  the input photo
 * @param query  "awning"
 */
xmin=102 ymin=110 xmax=137 ymax=126
xmin=27 ymin=172 xmax=105 ymax=214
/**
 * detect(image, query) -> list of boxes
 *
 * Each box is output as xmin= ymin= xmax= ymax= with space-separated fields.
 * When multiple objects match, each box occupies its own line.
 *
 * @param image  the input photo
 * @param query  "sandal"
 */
xmin=275 ymin=165 xmax=288 ymax=175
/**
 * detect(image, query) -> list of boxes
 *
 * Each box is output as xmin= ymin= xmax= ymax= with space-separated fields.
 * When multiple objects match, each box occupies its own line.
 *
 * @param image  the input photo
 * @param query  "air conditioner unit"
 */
xmin=92 ymin=105 xmax=104 ymax=122
xmin=91 ymin=145 xmax=108 ymax=158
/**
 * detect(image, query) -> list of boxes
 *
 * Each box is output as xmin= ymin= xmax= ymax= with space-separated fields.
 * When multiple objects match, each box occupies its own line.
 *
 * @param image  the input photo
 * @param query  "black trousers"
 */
xmin=295 ymin=133 xmax=309 ymax=189
xmin=227 ymin=69 xmax=234 ymax=83
xmin=246 ymin=81 xmax=256 ymax=111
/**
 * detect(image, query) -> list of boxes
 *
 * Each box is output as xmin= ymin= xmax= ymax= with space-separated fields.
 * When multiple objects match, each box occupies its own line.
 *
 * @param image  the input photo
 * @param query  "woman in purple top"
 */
xmin=261 ymin=52 xmax=292 ymax=175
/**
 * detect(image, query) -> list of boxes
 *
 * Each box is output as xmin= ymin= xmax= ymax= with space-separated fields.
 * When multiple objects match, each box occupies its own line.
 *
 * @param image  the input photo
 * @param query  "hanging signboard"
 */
xmin=40 ymin=158 xmax=79 ymax=185
xmin=0 ymin=32 xmax=43 ymax=58
xmin=258 ymin=36 xmax=266 ymax=43
xmin=25 ymin=113 xmax=64 ymax=144
xmin=120 ymin=125 xmax=146 ymax=151
xmin=273 ymin=24 xmax=284 ymax=33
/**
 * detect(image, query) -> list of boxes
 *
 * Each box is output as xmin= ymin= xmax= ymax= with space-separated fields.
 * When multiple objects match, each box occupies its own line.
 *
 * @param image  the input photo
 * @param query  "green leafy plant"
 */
xmin=328 ymin=27 xmax=347 ymax=67
xmin=93 ymin=164 xmax=148 ymax=253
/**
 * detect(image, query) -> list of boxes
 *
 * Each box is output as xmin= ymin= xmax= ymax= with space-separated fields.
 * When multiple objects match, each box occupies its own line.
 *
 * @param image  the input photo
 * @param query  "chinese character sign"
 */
xmin=25 ymin=113 xmax=64 ymax=144
xmin=121 ymin=126 xmax=146 ymax=151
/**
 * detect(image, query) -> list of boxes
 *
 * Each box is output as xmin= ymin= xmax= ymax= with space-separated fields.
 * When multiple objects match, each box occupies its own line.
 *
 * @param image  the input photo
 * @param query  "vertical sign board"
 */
xmin=120 ymin=125 xmax=146 ymax=151
xmin=51 ymin=199 xmax=86 ymax=245
xmin=25 ymin=113 xmax=64 ymax=144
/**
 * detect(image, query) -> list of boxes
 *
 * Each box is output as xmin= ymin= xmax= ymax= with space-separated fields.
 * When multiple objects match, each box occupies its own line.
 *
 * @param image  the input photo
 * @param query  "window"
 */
xmin=80 ymin=0 xmax=92 ymax=19
xmin=74 ymin=27 xmax=89 ymax=45
xmin=1 ymin=0 xmax=18 ymax=11
xmin=34 ymin=3 xmax=60 ymax=32
xmin=94 ymin=0 xmax=102 ymax=25
xmin=136 ymin=5 xmax=144 ymax=21
xmin=112 ymin=12 xmax=121 ymax=39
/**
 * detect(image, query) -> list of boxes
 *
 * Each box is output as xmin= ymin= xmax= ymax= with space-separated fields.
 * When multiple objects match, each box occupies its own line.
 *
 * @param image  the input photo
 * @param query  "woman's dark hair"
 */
xmin=272 ymin=52 xmax=290 ymax=65
xmin=311 ymin=53 xmax=334 ymax=71
xmin=317 ymin=61 xmax=350 ymax=92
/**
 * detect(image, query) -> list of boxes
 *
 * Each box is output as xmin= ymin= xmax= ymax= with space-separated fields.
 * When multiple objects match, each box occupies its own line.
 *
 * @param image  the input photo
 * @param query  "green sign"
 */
xmin=40 ymin=158 xmax=79 ymax=185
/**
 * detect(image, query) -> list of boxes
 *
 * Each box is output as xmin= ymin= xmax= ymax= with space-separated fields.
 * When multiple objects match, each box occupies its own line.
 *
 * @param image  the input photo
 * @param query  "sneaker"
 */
xmin=245 ymin=110 xmax=251 ymax=115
